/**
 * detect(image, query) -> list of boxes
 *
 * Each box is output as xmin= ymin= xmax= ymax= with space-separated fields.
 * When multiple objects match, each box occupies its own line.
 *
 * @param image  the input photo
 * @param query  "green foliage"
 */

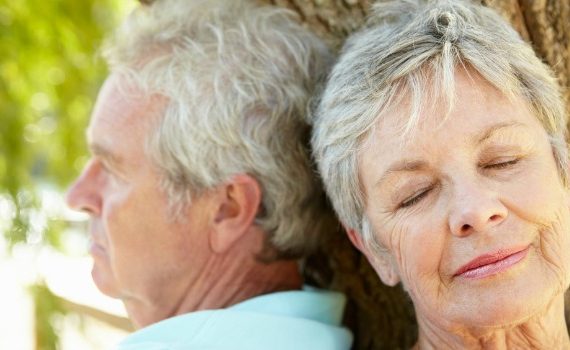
xmin=0 ymin=0 xmax=130 ymax=246
xmin=0 ymin=2 xmax=134 ymax=348
xmin=29 ymin=282 xmax=67 ymax=350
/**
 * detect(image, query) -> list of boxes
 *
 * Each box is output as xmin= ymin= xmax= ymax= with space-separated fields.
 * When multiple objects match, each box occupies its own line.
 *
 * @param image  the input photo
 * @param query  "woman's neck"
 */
xmin=413 ymin=294 xmax=570 ymax=350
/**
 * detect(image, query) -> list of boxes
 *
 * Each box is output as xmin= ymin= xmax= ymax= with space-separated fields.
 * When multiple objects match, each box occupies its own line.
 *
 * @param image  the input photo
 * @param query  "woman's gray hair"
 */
xmin=311 ymin=0 xmax=568 ymax=246
xmin=102 ymin=0 xmax=333 ymax=258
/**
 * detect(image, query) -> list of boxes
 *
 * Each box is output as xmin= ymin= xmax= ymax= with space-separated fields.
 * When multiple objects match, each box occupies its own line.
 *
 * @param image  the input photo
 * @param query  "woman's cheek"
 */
xmin=539 ymin=204 xmax=570 ymax=290
xmin=391 ymin=216 xmax=445 ymax=289
xmin=507 ymin=159 xmax=564 ymax=213
xmin=506 ymin=163 xmax=570 ymax=292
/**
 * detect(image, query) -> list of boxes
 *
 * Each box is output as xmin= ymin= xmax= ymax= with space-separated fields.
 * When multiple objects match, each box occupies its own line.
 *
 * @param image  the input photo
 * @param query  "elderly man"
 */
xmin=65 ymin=0 xmax=352 ymax=349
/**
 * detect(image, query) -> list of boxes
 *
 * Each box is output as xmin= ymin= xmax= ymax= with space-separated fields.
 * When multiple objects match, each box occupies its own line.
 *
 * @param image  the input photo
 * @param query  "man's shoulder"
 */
xmin=117 ymin=288 xmax=353 ymax=350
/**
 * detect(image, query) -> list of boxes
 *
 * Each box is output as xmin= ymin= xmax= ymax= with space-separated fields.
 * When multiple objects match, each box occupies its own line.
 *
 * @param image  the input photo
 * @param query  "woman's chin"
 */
xmin=462 ymin=299 xmax=542 ymax=328
xmin=433 ymin=270 xmax=559 ymax=328
xmin=445 ymin=278 xmax=559 ymax=329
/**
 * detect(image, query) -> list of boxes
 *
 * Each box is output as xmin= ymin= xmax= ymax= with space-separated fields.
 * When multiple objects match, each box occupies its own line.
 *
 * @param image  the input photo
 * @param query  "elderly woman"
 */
xmin=312 ymin=0 xmax=570 ymax=348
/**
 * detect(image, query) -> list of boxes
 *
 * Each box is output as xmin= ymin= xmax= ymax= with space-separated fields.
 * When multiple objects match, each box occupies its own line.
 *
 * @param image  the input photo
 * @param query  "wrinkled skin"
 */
xmin=67 ymin=74 xmax=303 ymax=330
xmin=66 ymin=74 xmax=219 ymax=327
xmin=354 ymin=69 xmax=570 ymax=349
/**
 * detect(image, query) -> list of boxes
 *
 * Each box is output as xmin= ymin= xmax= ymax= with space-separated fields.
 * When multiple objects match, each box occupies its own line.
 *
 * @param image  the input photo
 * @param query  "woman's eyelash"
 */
xmin=482 ymin=158 xmax=520 ymax=170
xmin=399 ymin=186 xmax=432 ymax=209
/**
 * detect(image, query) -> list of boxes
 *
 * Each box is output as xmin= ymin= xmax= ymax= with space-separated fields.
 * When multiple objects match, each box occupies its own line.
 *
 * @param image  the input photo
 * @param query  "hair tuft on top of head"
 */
xmin=430 ymin=9 xmax=460 ymax=42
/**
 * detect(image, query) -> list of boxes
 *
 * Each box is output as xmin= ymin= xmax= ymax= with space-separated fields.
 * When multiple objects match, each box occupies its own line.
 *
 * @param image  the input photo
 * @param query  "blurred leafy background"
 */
xmin=0 ymin=0 xmax=133 ymax=348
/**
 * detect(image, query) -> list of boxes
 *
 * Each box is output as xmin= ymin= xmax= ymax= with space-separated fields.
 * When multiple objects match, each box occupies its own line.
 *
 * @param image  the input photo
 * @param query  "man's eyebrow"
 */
xmin=90 ymin=144 xmax=123 ymax=165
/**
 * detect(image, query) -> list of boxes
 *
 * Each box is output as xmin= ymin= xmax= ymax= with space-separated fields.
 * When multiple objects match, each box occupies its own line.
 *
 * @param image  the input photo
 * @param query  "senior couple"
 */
xmin=66 ymin=0 xmax=570 ymax=348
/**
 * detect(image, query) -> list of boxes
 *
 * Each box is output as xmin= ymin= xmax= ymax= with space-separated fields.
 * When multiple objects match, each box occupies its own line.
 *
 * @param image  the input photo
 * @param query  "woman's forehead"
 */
xmin=366 ymin=69 xmax=534 ymax=146
xmin=358 ymin=73 xmax=542 ymax=178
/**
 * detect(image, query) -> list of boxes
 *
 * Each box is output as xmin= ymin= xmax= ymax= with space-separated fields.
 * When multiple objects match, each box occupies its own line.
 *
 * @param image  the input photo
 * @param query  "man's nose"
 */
xmin=65 ymin=160 xmax=101 ymax=216
xmin=448 ymin=180 xmax=507 ymax=237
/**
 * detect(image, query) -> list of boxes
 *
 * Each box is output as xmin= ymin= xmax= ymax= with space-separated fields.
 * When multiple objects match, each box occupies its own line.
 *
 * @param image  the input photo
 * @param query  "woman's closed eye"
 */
xmin=399 ymin=185 xmax=434 ymax=209
xmin=481 ymin=157 xmax=521 ymax=170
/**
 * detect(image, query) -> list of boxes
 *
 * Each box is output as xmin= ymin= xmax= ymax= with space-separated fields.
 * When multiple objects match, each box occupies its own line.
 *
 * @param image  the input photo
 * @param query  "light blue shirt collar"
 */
xmin=118 ymin=287 xmax=353 ymax=350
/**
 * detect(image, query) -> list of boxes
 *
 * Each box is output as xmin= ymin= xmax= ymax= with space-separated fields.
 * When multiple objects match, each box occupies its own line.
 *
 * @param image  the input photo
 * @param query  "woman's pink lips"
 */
xmin=454 ymin=246 xmax=530 ymax=279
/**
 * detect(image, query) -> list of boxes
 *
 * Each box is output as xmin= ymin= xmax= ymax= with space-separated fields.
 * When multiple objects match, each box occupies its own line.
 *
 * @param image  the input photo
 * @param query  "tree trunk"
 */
xmin=258 ymin=0 xmax=570 ymax=349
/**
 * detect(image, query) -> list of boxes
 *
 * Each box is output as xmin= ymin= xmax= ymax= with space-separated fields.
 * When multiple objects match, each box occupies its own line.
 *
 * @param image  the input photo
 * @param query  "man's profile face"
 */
xmin=66 ymin=74 xmax=215 ymax=326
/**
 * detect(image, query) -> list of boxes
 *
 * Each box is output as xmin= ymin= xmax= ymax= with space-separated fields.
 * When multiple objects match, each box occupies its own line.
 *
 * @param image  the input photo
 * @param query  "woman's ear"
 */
xmin=346 ymin=227 xmax=401 ymax=286
xmin=208 ymin=174 xmax=262 ymax=254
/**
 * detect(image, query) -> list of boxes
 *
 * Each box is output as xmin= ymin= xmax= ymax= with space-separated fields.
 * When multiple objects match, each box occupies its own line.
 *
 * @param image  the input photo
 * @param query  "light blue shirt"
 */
xmin=117 ymin=287 xmax=353 ymax=350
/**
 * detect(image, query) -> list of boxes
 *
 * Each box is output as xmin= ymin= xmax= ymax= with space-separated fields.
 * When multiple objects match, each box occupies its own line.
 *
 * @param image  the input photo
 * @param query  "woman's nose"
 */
xmin=448 ymin=182 xmax=507 ymax=237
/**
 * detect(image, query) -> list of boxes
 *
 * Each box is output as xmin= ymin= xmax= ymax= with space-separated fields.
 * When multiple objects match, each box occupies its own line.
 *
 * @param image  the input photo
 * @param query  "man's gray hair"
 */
xmin=102 ymin=0 xmax=333 ymax=258
xmin=311 ymin=0 xmax=568 ymax=246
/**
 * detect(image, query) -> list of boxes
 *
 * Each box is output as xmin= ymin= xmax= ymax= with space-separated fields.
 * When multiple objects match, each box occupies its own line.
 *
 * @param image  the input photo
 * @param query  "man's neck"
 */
xmin=178 ymin=254 xmax=302 ymax=313
xmin=125 ymin=227 xmax=302 ymax=329
xmin=413 ymin=294 xmax=570 ymax=350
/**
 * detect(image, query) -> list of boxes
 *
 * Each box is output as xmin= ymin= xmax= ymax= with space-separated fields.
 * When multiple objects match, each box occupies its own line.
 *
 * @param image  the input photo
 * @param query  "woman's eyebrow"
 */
xmin=475 ymin=121 xmax=525 ymax=145
xmin=374 ymin=122 xmax=527 ymax=189
xmin=375 ymin=159 xmax=429 ymax=189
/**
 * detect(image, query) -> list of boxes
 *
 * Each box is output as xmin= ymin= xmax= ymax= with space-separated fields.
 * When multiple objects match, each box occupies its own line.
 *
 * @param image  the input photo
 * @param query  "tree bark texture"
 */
xmin=257 ymin=0 xmax=570 ymax=349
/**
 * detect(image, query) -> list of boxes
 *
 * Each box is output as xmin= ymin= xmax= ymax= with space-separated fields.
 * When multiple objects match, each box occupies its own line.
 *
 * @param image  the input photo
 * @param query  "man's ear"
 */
xmin=346 ymin=227 xmax=400 ymax=286
xmin=209 ymin=174 xmax=262 ymax=254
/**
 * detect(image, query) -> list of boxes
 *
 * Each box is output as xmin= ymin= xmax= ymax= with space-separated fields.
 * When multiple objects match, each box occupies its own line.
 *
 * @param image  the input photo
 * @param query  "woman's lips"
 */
xmin=454 ymin=246 xmax=530 ymax=279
